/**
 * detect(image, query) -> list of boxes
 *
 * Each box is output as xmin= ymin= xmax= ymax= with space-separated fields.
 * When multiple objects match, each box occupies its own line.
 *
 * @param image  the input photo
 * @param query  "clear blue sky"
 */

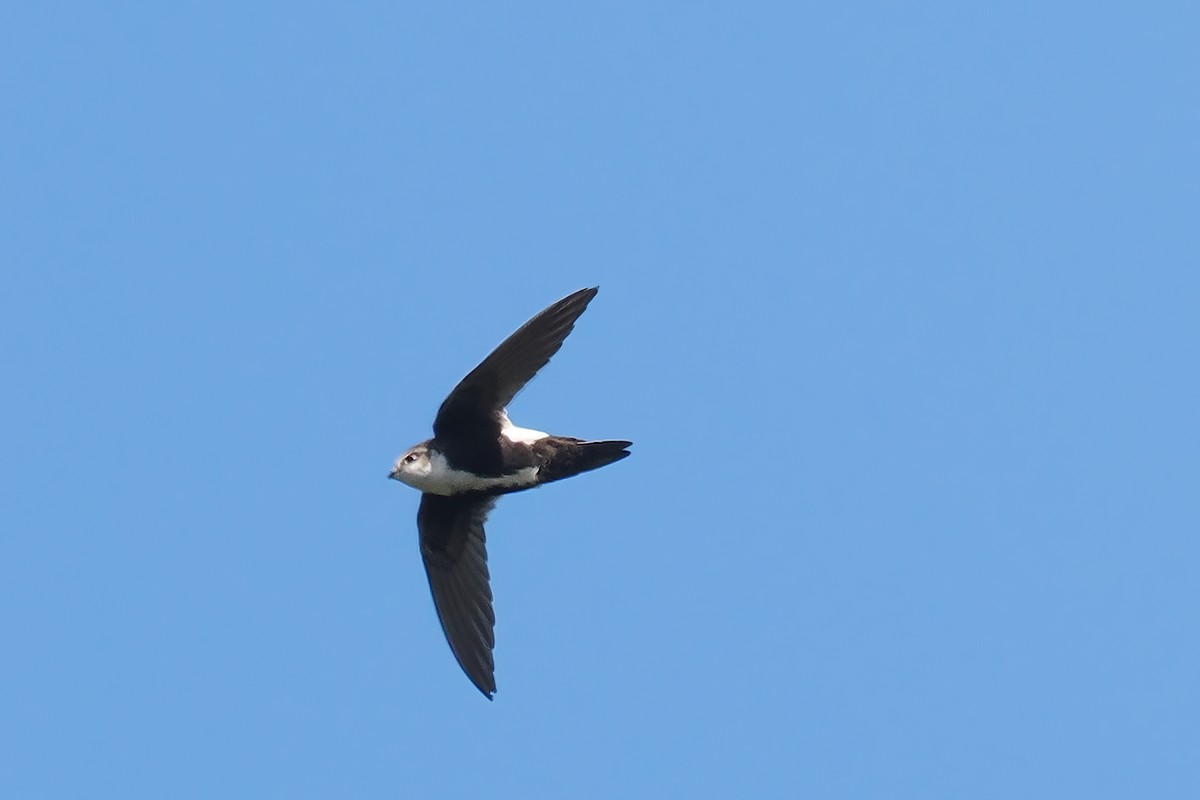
xmin=2 ymin=3 xmax=1197 ymax=798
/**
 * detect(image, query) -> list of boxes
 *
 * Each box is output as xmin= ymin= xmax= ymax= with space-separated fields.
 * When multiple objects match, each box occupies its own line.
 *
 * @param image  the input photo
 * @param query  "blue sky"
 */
xmin=2 ymin=2 xmax=1197 ymax=797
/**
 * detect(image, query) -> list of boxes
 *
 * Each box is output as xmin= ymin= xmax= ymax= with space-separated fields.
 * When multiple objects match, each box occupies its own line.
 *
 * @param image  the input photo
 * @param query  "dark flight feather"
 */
xmin=418 ymin=492 xmax=498 ymax=699
xmin=433 ymin=287 xmax=598 ymax=438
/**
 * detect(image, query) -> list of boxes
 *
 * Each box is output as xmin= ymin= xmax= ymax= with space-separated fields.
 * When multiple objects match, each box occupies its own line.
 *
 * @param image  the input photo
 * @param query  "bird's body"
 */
xmin=388 ymin=287 xmax=630 ymax=699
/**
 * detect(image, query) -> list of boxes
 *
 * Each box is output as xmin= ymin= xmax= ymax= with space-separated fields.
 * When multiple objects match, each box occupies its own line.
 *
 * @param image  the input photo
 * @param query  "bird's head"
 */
xmin=389 ymin=443 xmax=433 ymax=488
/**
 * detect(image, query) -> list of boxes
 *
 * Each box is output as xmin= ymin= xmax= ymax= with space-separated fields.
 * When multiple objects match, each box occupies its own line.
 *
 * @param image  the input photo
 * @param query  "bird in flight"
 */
xmin=388 ymin=287 xmax=631 ymax=699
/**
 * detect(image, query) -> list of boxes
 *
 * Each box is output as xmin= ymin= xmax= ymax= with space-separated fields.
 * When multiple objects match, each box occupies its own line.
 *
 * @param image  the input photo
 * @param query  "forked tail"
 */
xmin=538 ymin=439 xmax=633 ymax=484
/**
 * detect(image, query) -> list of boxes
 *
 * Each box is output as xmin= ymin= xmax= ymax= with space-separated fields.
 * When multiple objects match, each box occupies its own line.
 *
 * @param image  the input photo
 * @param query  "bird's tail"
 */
xmin=539 ymin=439 xmax=632 ymax=484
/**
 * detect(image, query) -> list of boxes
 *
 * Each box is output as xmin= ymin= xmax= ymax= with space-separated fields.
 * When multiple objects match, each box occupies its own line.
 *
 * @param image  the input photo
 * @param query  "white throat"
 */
xmin=408 ymin=450 xmax=539 ymax=496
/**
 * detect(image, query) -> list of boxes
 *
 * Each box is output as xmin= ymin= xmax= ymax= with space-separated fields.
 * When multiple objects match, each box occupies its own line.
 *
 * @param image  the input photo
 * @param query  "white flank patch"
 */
xmin=417 ymin=450 xmax=539 ymax=496
xmin=498 ymin=409 xmax=549 ymax=444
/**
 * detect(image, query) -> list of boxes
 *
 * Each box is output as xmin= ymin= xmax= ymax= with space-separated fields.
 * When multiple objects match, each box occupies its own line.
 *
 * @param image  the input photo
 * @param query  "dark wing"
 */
xmin=433 ymin=287 xmax=599 ymax=438
xmin=417 ymin=492 xmax=499 ymax=699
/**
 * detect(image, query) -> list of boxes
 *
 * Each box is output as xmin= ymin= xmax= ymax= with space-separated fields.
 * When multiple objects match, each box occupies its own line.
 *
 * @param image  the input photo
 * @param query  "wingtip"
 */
xmin=552 ymin=286 xmax=599 ymax=316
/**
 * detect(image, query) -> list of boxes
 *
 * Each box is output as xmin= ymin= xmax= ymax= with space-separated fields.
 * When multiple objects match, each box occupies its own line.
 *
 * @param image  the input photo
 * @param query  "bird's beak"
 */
xmin=388 ymin=469 xmax=399 ymax=481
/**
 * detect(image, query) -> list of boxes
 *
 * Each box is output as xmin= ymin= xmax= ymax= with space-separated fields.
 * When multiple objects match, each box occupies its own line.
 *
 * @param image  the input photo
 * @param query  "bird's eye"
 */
xmin=405 ymin=453 xmax=419 ymax=463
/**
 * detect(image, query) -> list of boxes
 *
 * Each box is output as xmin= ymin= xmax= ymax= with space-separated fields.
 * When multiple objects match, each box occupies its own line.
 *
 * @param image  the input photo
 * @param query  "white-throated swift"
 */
xmin=389 ymin=287 xmax=631 ymax=699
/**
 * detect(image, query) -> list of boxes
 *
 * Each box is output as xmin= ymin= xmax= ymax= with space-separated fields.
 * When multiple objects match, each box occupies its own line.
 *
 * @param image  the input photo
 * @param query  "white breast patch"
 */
xmin=498 ymin=409 xmax=549 ymax=444
xmin=419 ymin=450 xmax=540 ymax=496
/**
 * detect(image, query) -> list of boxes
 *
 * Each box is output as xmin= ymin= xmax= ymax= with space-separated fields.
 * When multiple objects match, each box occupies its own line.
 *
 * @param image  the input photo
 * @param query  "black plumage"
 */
xmin=389 ymin=287 xmax=631 ymax=699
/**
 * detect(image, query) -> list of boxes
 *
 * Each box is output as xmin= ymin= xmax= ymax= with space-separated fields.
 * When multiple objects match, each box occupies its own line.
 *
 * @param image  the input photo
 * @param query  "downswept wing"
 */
xmin=433 ymin=287 xmax=598 ymax=438
xmin=417 ymin=492 xmax=499 ymax=699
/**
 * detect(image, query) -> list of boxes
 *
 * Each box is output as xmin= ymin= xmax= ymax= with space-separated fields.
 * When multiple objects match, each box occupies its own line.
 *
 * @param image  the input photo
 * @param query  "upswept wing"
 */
xmin=433 ymin=287 xmax=598 ymax=437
